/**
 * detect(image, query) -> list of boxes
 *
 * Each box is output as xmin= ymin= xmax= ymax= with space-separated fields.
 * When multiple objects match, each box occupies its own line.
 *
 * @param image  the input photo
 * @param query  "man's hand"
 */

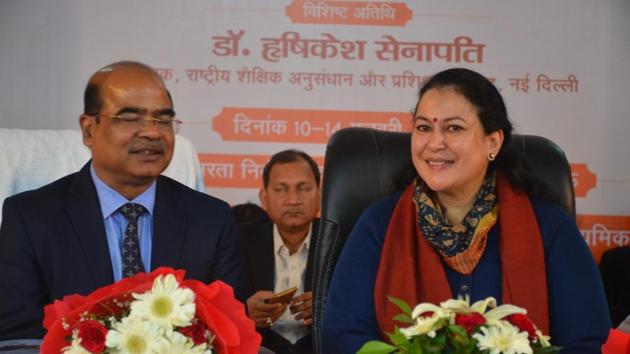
xmin=289 ymin=291 xmax=313 ymax=325
xmin=246 ymin=290 xmax=289 ymax=328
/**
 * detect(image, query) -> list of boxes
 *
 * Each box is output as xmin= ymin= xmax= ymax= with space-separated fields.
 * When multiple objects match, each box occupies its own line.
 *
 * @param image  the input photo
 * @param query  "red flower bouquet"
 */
xmin=41 ymin=268 xmax=260 ymax=354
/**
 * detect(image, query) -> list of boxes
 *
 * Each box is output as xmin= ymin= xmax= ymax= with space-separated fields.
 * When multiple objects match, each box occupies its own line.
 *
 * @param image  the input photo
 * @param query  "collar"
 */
xmin=273 ymin=223 xmax=312 ymax=255
xmin=90 ymin=163 xmax=156 ymax=219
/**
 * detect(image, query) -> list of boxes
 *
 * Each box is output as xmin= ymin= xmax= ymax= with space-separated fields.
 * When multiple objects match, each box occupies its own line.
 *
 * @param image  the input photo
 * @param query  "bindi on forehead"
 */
xmin=414 ymin=115 xmax=440 ymax=124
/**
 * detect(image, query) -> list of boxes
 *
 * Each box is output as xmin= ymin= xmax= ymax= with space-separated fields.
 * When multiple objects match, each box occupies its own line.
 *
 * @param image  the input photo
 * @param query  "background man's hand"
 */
xmin=246 ymin=290 xmax=289 ymax=328
xmin=289 ymin=291 xmax=313 ymax=325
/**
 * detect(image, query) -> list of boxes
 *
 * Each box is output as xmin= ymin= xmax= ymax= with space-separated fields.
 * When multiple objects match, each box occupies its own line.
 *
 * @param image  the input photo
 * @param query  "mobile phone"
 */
xmin=264 ymin=287 xmax=298 ymax=304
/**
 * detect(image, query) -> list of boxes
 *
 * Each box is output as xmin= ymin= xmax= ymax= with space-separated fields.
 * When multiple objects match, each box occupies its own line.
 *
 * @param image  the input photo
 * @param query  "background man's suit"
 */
xmin=237 ymin=218 xmax=318 ymax=354
xmin=0 ymin=163 xmax=240 ymax=340
xmin=600 ymin=245 xmax=630 ymax=327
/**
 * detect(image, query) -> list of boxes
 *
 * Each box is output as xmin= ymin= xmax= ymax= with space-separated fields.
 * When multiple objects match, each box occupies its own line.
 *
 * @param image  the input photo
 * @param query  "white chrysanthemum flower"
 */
xmin=473 ymin=322 xmax=533 ymax=354
xmin=105 ymin=316 xmax=168 ymax=354
xmin=130 ymin=274 xmax=196 ymax=333
xmin=62 ymin=337 xmax=91 ymax=354
xmin=164 ymin=331 xmax=211 ymax=354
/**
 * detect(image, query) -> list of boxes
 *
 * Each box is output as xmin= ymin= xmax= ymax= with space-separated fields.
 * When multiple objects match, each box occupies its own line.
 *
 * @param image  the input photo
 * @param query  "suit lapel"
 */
xmin=152 ymin=177 xmax=187 ymax=269
xmin=249 ymin=221 xmax=275 ymax=291
xmin=65 ymin=163 xmax=114 ymax=288
xmin=248 ymin=220 xmax=319 ymax=292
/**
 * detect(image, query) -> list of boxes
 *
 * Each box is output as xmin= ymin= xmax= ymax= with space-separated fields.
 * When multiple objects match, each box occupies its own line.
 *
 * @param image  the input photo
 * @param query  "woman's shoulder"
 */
xmin=361 ymin=191 xmax=403 ymax=220
xmin=528 ymin=196 xmax=582 ymax=248
xmin=529 ymin=197 xmax=573 ymax=225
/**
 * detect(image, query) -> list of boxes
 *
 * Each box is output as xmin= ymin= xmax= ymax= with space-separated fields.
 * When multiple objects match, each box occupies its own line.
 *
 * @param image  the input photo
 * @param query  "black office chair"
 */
xmin=310 ymin=127 xmax=575 ymax=353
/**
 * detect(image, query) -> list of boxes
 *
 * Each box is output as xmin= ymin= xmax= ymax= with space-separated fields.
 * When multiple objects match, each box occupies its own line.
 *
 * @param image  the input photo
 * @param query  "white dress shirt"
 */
xmin=271 ymin=224 xmax=312 ymax=344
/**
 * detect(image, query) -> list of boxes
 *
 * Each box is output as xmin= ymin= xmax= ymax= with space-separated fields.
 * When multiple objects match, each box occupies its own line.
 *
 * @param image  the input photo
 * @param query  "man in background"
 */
xmin=0 ymin=61 xmax=239 ymax=339
xmin=238 ymin=149 xmax=320 ymax=354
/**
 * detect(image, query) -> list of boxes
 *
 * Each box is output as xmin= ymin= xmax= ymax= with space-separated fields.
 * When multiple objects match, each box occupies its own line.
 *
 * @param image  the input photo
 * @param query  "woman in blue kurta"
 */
xmin=322 ymin=68 xmax=610 ymax=353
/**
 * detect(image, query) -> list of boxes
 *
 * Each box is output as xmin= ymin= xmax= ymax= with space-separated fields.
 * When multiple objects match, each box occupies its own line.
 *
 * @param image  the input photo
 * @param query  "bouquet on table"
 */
xmin=359 ymin=296 xmax=560 ymax=354
xmin=602 ymin=328 xmax=630 ymax=354
xmin=41 ymin=268 xmax=260 ymax=354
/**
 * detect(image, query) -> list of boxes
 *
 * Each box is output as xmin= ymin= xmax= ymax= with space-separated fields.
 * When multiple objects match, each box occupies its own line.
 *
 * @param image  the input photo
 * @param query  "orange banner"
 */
xmin=212 ymin=107 xmax=412 ymax=143
xmin=577 ymin=214 xmax=630 ymax=263
xmin=571 ymin=163 xmax=596 ymax=198
xmin=199 ymin=153 xmax=324 ymax=189
xmin=285 ymin=1 xmax=412 ymax=27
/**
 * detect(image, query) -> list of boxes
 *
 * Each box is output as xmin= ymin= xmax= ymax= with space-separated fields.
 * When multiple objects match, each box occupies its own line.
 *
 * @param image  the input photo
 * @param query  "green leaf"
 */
xmin=388 ymin=328 xmax=410 ymax=347
xmin=357 ymin=341 xmax=398 ymax=354
xmin=409 ymin=336 xmax=424 ymax=354
xmin=447 ymin=324 xmax=468 ymax=339
xmin=424 ymin=335 xmax=447 ymax=354
xmin=388 ymin=296 xmax=413 ymax=315
xmin=433 ymin=332 xmax=446 ymax=346
xmin=393 ymin=314 xmax=414 ymax=324
xmin=533 ymin=345 xmax=563 ymax=354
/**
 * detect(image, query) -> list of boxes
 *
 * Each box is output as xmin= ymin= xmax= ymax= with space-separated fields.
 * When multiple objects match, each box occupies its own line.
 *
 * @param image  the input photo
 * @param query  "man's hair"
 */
xmin=83 ymin=61 xmax=172 ymax=115
xmin=262 ymin=149 xmax=320 ymax=189
xmin=84 ymin=82 xmax=101 ymax=116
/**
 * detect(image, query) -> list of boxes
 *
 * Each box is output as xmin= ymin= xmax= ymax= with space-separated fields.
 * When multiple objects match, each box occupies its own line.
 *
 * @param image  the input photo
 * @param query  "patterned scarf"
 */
xmin=413 ymin=173 xmax=498 ymax=274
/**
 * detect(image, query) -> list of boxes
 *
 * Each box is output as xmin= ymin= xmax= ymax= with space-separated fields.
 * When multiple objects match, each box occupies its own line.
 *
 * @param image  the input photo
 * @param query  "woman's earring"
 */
xmin=488 ymin=152 xmax=496 ymax=161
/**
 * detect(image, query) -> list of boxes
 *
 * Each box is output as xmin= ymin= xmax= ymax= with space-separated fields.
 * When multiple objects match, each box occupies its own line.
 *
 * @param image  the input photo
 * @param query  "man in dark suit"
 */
xmin=600 ymin=245 xmax=630 ymax=327
xmin=238 ymin=150 xmax=320 ymax=354
xmin=0 ymin=61 xmax=239 ymax=340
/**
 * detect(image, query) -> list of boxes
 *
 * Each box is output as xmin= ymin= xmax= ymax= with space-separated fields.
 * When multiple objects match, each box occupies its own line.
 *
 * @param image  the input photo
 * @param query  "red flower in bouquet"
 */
xmin=455 ymin=312 xmax=486 ymax=334
xmin=507 ymin=313 xmax=537 ymax=340
xmin=41 ymin=267 xmax=261 ymax=354
xmin=180 ymin=320 xmax=209 ymax=346
xmin=74 ymin=320 xmax=107 ymax=353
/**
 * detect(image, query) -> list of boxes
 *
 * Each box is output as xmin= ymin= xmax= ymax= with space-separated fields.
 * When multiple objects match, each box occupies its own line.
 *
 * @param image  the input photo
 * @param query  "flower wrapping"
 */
xmin=601 ymin=329 xmax=630 ymax=354
xmin=41 ymin=267 xmax=260 ymax=354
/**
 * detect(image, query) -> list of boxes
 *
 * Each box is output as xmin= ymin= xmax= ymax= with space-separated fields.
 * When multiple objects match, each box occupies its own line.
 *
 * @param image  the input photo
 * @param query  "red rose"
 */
xmin=76 ymin=320 xmax=108 ymax=353
xmin=455 ymin=312 xmax=486 ymax=334
xmin=507 ymin=314 xmax=537 ymax=339
xmin=180 ymin=320 xmax=208 ymax=345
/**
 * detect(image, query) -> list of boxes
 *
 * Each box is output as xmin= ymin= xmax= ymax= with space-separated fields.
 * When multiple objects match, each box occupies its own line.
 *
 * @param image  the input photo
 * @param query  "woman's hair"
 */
xmin=416 ymin=68 xmax=555 ymax=202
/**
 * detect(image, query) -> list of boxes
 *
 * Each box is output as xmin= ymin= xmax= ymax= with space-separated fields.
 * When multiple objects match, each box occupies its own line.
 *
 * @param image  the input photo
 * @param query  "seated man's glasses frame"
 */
xmin=89 ymin=108 xmax=182 ymax=134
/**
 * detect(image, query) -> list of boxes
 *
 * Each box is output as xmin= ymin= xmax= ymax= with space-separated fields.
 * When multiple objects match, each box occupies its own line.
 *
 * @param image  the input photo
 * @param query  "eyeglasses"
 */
xmin=93 ymin=111 xmax=183 ymax=133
